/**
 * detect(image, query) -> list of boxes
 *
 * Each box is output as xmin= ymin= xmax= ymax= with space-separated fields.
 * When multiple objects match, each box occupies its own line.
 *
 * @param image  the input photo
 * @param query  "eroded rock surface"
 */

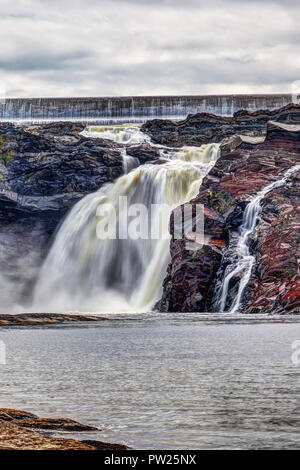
xmin=157 ymin=121 xmax=300 ymax=313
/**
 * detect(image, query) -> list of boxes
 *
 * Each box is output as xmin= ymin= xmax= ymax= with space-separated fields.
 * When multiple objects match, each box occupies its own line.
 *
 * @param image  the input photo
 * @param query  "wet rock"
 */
xmin=0 ymin=313 xmax=106 ymax=325
xmin=225 ymin=202 xmax=248 ymax=231
xmin=0 ymin=409 xmax=98 ymax=431
xmin=126 ymin=143 xmax=161 ymax=164
xmin=81 ymin=440 xmax=129 ymax=450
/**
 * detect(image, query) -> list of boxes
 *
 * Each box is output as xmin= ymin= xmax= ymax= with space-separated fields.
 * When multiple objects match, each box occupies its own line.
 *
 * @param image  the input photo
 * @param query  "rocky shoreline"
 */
xmin=0 ymin=313 xmax=106 ymax=326
xmin=0 ymin=408 xmax=129 ymax=450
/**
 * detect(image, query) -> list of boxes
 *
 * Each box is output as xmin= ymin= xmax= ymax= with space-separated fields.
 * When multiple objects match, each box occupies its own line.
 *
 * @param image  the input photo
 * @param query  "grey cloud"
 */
xmin=0 ymin=0 xmax=299 ymax=97
xmin=0 ymin=51 xmax=92 ymax=72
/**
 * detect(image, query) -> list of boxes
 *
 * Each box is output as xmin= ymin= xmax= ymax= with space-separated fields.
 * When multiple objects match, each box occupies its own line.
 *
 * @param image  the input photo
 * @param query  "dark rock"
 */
xmin=81 ymin=439 xmax=129 ymax=450
xmin=0 ymin=313 xmax=107 ymax=325
xmin=0 ymin=121 xmax=157 ymax=309
xmin=126 ymin=143 xmax=161 ymax=164
xmin=0 ymin=409 xmax=98 ymax=431
xmin=142 ymin=104 xmax=300 ymax=147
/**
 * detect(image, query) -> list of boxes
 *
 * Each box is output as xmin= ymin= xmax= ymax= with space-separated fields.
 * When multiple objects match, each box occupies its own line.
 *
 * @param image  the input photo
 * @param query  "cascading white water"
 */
xmin=33 ymin=125 xmax=220 ymax=313
xmin=216 ymin=164 xmax=300 ymax=313
xmin=81 ymin=124 xmax=151 ymax=145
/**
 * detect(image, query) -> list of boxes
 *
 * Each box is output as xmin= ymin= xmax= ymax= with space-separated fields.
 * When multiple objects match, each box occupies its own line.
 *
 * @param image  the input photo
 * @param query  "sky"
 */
xmin=0 ymin=0 xmax=300 ymax=97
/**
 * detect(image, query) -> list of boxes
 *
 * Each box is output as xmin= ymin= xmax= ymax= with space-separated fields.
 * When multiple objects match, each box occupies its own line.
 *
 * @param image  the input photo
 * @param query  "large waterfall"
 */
xmin=33 ymin=126 xmax=219 ymax=313
xmin=214 ymin=164 xmax=300 ymax=313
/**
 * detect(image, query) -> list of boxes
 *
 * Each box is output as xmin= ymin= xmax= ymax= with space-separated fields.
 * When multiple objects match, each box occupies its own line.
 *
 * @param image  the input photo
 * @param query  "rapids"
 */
xmin=33 ymin=125 xmax=219 ymax=312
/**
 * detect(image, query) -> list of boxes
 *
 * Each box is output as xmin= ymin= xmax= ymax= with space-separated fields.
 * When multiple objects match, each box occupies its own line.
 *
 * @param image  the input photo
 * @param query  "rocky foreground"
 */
xmin=157 ymin=120 xmax=300 ymax=313
xmin=0 ymin=313 xmax=106 ymax=325
xmin=0 ymin=408 xmax=128 ymax=450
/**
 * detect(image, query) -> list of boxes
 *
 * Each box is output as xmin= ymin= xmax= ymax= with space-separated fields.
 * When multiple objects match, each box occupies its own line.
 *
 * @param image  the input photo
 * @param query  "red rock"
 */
xmin=157 ymin=121 xmax=300 ymax=314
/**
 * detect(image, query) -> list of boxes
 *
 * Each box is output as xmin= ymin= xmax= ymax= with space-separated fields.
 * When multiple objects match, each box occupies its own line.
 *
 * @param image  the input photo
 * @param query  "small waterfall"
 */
xmin=33 ymin=126 xmax=219 ymax=313
xmin=122 ymin=151 xmax=140 ymax=174
xmin=215 ymin=165 xmax=300 ymax=313
xmin=81 ymin=125 xmax=151 ymax=145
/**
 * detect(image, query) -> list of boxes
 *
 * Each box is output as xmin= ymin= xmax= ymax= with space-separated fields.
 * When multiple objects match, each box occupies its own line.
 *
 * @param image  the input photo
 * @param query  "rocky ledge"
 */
xmin=0 ymin=408 xmax=129 ymax=450
xmin=157 ymin=121 xmax=300 ymax=314
xmin=0 ymin=313 xmax=106 ymax=326
xmin=142 ymin=104 xmax=300 ymax=147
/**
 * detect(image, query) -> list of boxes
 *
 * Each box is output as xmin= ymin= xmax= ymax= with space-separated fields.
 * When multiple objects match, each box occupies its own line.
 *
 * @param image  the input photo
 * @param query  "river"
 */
xmin=1 ymin=315 xmax=300 ymax=449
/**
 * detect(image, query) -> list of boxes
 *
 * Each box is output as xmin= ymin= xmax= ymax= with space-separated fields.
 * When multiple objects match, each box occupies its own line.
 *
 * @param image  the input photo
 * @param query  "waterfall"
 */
xmin=215 ymin=165 xmax=300 ymax=313
xmin=33 ymin=126 xmax=220 ymax=313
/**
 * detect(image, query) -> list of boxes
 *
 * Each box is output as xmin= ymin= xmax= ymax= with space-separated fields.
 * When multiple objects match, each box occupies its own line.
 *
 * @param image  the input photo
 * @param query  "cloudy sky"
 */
xmin=1 ymin=0 xmax=299 ymax=97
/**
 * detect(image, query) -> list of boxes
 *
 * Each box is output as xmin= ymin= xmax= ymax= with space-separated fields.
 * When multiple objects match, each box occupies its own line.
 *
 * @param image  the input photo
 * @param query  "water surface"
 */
xmin=0 ymin=314 xmax=300 ymax=449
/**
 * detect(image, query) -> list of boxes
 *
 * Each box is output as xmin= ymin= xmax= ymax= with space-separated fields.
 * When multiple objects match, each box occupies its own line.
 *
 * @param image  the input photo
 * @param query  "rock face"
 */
xmin=157 ymin=121 xmax=300 ymax=314
xmin=142 ymin=104 xmax=300 ymax=147
xmin=0 ymin=408 xmax=129 ymax=450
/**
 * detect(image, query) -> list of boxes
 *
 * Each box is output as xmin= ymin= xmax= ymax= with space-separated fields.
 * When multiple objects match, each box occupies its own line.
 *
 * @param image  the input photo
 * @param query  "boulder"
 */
xmin=142 ymin=104 xmax=300 ymax=147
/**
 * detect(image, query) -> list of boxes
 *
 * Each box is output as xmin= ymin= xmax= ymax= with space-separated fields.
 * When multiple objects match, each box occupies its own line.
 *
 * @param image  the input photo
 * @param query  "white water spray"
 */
xmin=33 ymin=126 xmax=220 ymax=313
xmin=81 ymin=124 xmax=151 ymax=145
xmin=216 ymin=165 xmax=300 ymax=313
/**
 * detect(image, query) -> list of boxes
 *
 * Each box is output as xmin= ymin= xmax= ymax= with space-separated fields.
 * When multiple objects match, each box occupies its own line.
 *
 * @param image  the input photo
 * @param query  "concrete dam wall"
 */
xmin=0 ymin=94 xmax=295 ymax=123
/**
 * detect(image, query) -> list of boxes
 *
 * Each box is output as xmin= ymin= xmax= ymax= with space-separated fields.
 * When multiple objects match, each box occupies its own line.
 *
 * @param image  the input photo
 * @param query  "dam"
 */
xmin=0 ymin=94 xmax=295 ymax=124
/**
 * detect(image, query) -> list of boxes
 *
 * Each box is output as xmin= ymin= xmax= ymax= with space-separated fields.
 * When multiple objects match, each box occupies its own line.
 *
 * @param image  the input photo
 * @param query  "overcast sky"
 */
xmin=1 ymin=0 xmax=299 ymax=97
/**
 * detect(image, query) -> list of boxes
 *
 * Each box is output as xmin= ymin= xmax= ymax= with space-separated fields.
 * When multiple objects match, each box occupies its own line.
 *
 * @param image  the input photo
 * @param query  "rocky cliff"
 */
xmin=0 ymin=122 xmax=158 ymax=309
xmin=142 ymin=104 xmax=300 ymax=147
xmin=157 ymin=121 xmax=300 ymax=313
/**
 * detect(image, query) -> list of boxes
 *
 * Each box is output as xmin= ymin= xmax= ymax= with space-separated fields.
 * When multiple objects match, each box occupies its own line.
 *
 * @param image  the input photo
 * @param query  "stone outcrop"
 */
xmin=0 ymin=408 xmax=129 ymax=450
xmin=0 ymin=94 xmax=293 ymax=122
xmin=0 ymin=313 xmax=107 ymax=325
xmin=142 ymin=104 xmax=300 ymax=147
xmin=157 ymin=121 xmax=300 ymax=313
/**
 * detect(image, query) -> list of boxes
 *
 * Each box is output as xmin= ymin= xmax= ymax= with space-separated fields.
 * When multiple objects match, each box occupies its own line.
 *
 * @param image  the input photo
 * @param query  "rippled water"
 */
xmin=1 ymin=315 xmax=300 ymax=449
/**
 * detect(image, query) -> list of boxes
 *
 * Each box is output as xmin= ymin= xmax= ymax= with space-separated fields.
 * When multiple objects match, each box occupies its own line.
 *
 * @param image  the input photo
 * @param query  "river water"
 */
xmin=1 ymin=315 xmax=300 ymax=449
